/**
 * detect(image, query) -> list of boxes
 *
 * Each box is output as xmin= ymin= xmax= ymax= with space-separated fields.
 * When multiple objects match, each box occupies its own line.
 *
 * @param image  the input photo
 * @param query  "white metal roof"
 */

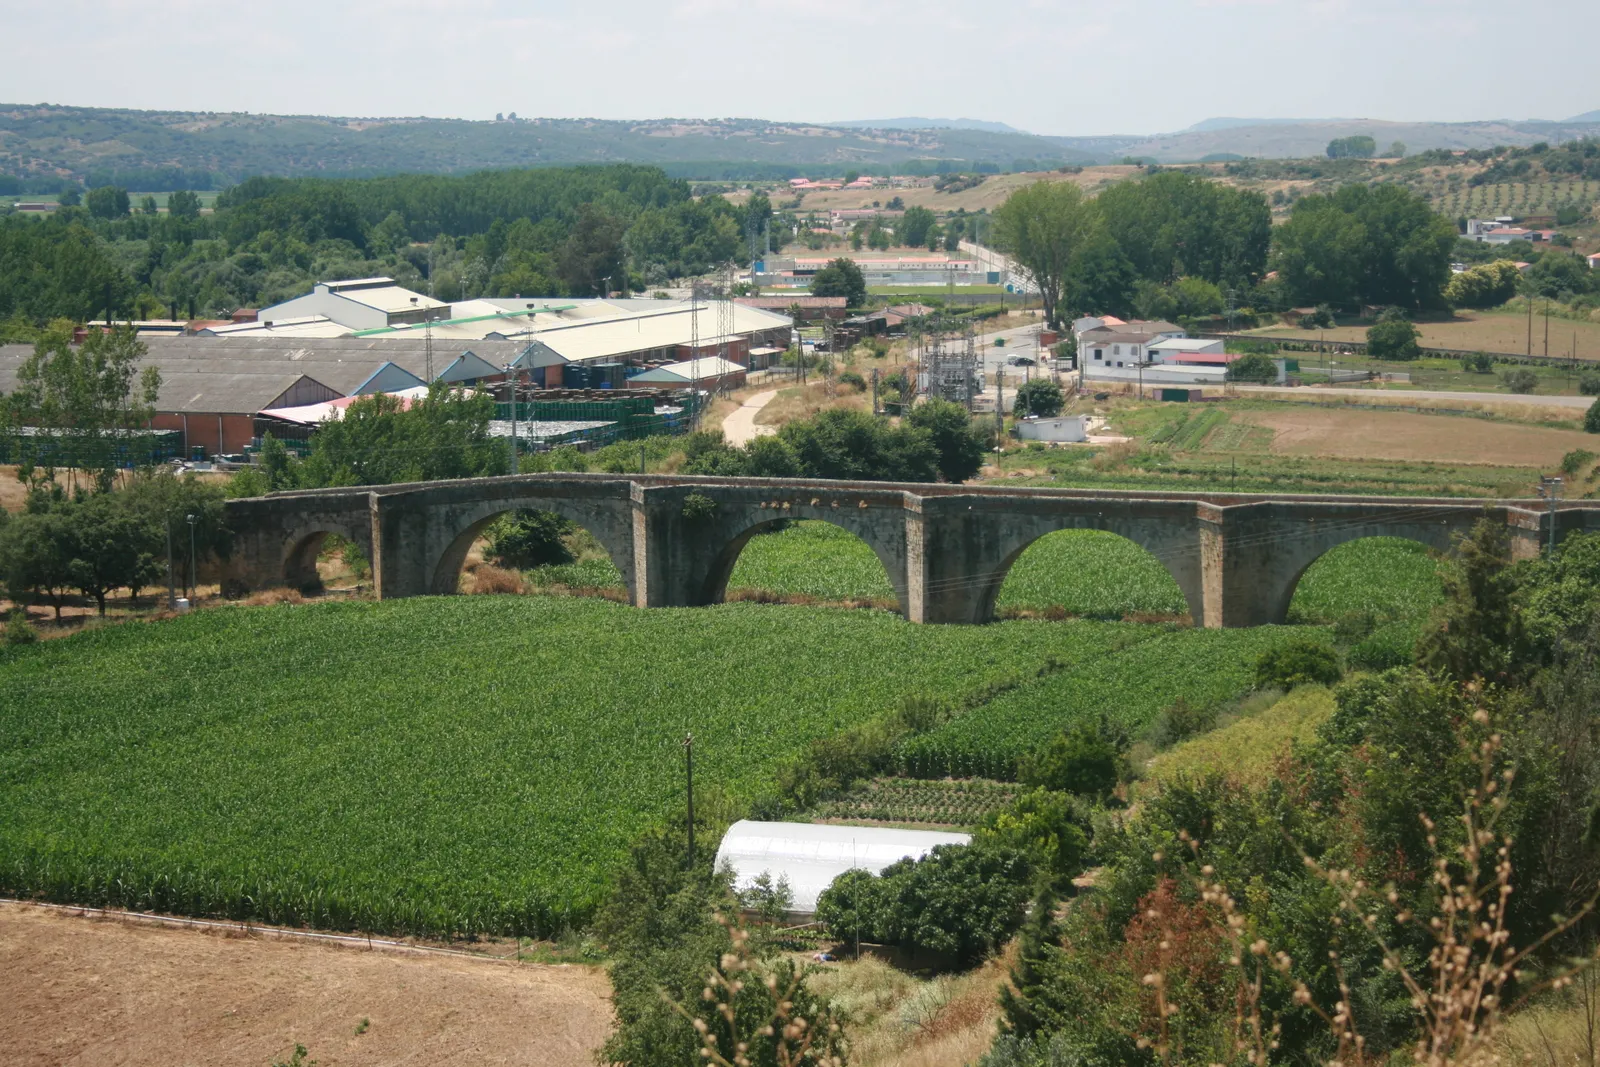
xmin=629 ymin=356 xmax=745 ymax=384
xmin=716 ymin=820 xmax=970 ymax=913
xmin=202 ymin=315 xmax=354 ymax=338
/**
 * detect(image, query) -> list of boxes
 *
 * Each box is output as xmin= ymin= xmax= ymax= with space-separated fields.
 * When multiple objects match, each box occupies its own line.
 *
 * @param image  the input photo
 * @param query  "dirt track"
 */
xmin=0 ymin=903 xmax=613 ymax=1067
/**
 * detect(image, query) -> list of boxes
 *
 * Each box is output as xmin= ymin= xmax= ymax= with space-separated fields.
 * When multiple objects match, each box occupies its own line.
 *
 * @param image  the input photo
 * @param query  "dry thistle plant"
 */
xmin=1148 ymin=714 xmax=1600 ymax=1067
xmin=669 ymin=913 xmax=848 ymax=1067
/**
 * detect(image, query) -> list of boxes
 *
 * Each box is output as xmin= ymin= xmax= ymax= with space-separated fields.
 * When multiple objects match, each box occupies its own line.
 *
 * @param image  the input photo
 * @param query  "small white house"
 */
xmin=1015 ymin=415 xmax=1089 ymax=443
xmin=715 ymin=820 xmax=970 ymax=914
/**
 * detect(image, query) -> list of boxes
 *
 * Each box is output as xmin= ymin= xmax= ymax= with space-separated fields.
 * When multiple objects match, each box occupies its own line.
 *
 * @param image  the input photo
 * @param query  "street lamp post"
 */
xmin=165 ymin=515 xmax=176 ymax=608
xmin=185 ymin=513 xmax=197 ymax=600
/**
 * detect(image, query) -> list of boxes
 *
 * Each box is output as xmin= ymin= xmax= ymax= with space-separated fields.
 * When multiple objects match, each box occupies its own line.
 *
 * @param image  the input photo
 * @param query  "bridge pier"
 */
xmin=908 ymin=494 xmax=1207 ymax=624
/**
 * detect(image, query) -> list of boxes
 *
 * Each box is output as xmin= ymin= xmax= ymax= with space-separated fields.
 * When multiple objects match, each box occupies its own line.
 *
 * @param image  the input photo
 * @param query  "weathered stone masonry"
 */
xmin=223 ymin=474 xmax=1600 ymax=628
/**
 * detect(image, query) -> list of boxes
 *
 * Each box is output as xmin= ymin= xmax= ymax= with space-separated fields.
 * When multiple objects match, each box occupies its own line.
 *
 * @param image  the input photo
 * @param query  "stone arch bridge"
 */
xmin=222 ymin=475 xmax=1600 ymax=628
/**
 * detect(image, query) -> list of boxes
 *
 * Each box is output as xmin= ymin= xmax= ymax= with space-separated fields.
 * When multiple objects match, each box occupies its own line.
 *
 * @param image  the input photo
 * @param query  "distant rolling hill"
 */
xmin=0 ymin=106 xmax=1093 ymax=187
xmin=829 ymin=117 xmax=1028 ymax=134
xmin=1567 ymin=109 xmax=1600 ymax=123
xmin=1099 ymin=117 xmax=1600 ymax=162
xmin=2 ymin=105 xmax=1597 ymax=189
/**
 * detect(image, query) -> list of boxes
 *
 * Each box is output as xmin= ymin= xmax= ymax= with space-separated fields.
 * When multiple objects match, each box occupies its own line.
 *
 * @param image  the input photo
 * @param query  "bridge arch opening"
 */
xmin=992 ymin=529 xmax=1191 ymax=622
xmin=710 ymin=519 xmax=901 ymax=611
xmin=1286 ymin=536 xmax=1445 ymax=629
xmin=283 ymin=529 xmax=370 ymax=595
xmin=440 ymin=508 xmax=628 ymax=599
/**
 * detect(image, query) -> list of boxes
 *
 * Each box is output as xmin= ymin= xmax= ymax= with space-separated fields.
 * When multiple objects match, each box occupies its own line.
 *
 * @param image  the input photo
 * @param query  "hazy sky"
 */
xmin=3 ymin=0 xmax=1596 ymax=135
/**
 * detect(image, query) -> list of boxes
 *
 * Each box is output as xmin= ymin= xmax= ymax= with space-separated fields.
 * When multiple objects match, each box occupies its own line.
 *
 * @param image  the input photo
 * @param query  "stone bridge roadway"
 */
xmin=221 ymin=475 xmax=1600 ymax=628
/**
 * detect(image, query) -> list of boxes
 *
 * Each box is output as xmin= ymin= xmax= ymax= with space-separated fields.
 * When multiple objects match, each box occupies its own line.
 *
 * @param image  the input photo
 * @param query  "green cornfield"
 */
xmin=1287 ymin=538 xmax=1445 ymax=624
xmin=0 ymin=596 xmax=1107 ymax=937
xmin=728 ymin=521 xmax=896 ymax=603
xmin=898 ymin=625 xmax=1317 ymax=780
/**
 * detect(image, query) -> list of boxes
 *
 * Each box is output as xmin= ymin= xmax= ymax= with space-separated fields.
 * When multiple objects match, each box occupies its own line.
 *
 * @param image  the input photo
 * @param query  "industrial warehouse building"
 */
xmin=0 ymin=281 xmax=793 ymax=455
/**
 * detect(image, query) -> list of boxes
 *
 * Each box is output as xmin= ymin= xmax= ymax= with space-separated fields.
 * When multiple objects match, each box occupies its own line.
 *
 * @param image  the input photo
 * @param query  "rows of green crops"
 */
xmin=994 ymin=530 xmax=1188 ymax=619
xmin=728 ymin=521 xmax=896 ymax=603
xmin=898 ymin=626 xmax=1313 ymax=780
xmin=726 ymin=522 xmax=1189 ymax=619
xmin=1287 ymin=537 xmax=1445 ymax=624
xmin=514 ymin=523 xmax=1439 ymax=626
xmin=0 ymin=596 xmax=1117 ymax=938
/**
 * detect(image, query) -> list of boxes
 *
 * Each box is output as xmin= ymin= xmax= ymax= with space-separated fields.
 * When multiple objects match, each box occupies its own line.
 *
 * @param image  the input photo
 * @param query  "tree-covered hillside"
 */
xmin=0 ymin=106 xmax=1099 ymax=191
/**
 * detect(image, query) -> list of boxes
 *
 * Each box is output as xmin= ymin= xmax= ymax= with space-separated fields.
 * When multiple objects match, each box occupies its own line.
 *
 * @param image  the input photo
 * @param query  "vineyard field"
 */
xmin=898 ymin=625 xmax=1316 ymax=780
xmin=0 ymin=597 xmax=1119 ymax=938
xmin=811 ymin=777 xmax=1018 ymax=829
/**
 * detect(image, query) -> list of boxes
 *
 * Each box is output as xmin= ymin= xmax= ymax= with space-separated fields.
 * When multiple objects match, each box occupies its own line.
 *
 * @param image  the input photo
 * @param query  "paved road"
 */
xmin=721 ymin=389 xmax=778 ymax=446
xmin=1235 ymin=384 xmax=1596 ymax=410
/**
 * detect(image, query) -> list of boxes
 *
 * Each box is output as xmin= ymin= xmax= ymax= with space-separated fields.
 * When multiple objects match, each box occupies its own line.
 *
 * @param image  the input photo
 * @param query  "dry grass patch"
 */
xmin=1234 ymin=404 xmax=1596 ymax=466
xmin=806 ymin=947 xmax=1011 ymax=1067
xmin=1254 ymin=309 xmax=1600 ymax=357
xmin=754 ymin=379 xmax=871 ymax=426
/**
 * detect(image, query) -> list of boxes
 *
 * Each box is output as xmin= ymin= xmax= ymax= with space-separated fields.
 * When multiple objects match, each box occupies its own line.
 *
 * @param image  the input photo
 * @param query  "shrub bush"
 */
xmin=1225 ymin=353 xmax=1277 ymax=383
xmin=837 ymin=370 xmax=866 ymax=390
xmin=1018 ymin=719 xmax=1124 ymax=798
xmin=1348 ymin=620 xmax=1419 ymax=671
xmin=1561 ymin=448 xmax=1597 ymax=476
xmin=1586 ymin=397 xmax=1600 ymax=434
xmin=1500 ymin=368 xmax=1538 ymax=394
xmin=1462 ymin=352 xmax=1496 ymax=374
xmin=4 ymin=609 xmax=38 ymax=646
xmin=1366 ymin=316 xmax=1421 ymax=361
xmin=814 ymin=842 xmax=1033 ymax=967
xmin=1254 ymin=638 xmax=1343 ymax=689
xmin=485 ymin=509 xmax=573 ymax=568
xmin=1581 ymin=371 xmax=1600 ymax=397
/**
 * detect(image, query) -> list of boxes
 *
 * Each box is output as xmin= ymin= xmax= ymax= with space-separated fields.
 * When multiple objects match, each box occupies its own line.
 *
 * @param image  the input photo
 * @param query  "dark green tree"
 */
xmin=1366 ymin=315 xmax=1422 ymax=361
xmin=993 ymin=182 xmax=1097 ymax=328
xmin=86 ymin=186 xmax=131 ymax=219
xmin=1225 ymin=352 xmax=1277 ymax=382
xmin=808 ymin=257 xmax=867 ymax=307
xmin=907 ymin=398 xmax=987 ymax=482
xmin=1013 ymin=378 xmax=1064 ymax=417
xmin=1417 ymin=518 xmax=1529 ymax=685
xmin=65 ymin=491 xmax=161 ymax=615
xmin=898 ymin=205 xmax=937 ymax=248
xmin=555 ymin=204 xmax=626 ymax=296
xmin=485 ymin=510 xmax=573 ymax=568
xmin=166 ymin=189 xmax=201 ymax=219
xmin=1019 ymin=718 xmax=1123 ymax=798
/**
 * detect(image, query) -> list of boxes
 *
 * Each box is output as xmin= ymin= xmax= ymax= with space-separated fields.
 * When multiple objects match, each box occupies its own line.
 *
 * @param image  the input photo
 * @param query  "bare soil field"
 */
xmin=1235 ymin=405 xmax=1599 ymax=467
xmin=1255 ymin=311 xmax=1600 ymax=359
xmin=761 ymin=166 xmax=1142 ymax=214
xmin=0 ymin=903 xmax=613 ymax=1067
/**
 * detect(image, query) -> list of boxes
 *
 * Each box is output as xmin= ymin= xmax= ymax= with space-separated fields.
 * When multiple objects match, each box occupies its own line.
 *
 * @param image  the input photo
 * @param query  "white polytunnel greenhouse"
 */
xmin=714 ymin=819 xmax=972 ymax=914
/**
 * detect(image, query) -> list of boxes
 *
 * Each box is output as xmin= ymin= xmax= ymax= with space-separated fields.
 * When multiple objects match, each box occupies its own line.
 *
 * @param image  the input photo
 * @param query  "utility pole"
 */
xmin=995 ymin=368 xmax=1005 ymax=441
xmin=683 ymin=732 xmax=696 ymax=867
xmin=1543 ymin=300 xmax=1549 ymax=360
xmin=1527 ymin=294 xmax=1533 ymax=357
xmin=871 ymin=367 xmax=880 ymax=415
